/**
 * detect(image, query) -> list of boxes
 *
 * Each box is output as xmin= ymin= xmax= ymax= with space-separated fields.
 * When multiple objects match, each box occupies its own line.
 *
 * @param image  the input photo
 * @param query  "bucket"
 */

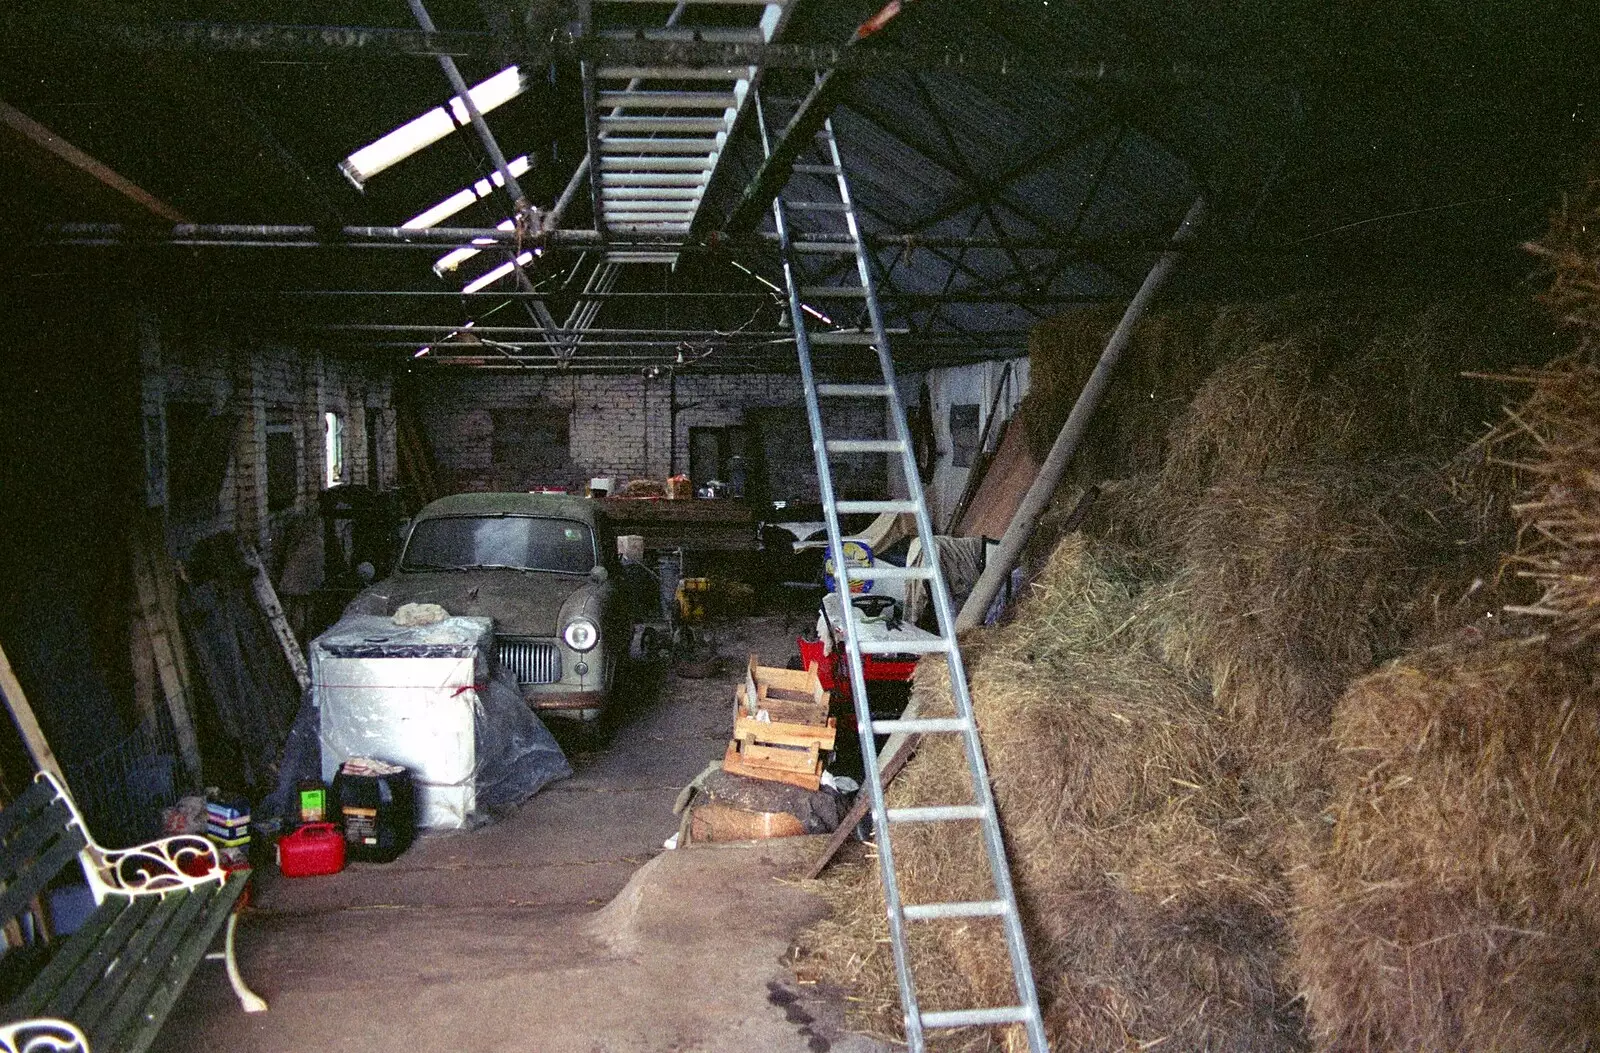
xmin=331 ymin=767 xmax=417 ymax=863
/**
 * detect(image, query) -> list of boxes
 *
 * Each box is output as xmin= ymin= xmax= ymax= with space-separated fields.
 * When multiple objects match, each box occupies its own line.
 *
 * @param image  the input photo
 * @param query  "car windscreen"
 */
xmin=401 ymin=515 xmax=596 ymax=574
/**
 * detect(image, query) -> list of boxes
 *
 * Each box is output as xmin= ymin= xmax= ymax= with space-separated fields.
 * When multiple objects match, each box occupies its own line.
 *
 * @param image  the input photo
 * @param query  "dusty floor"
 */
xmin=159 ymin=613 xmax=889 ymax=1053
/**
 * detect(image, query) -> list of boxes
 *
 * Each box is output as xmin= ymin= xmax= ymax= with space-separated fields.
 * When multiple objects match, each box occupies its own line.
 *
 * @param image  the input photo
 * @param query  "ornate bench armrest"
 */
xmin=0 ymin=1018 xmax=89 ymax=1053
xmin=85 ymin=835 xmax=224 ymax=899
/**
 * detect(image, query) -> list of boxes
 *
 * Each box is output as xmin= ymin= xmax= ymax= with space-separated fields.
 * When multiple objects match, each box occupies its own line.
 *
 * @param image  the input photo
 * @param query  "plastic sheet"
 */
xmin=266 ymin=615 xmax=570 ymax=831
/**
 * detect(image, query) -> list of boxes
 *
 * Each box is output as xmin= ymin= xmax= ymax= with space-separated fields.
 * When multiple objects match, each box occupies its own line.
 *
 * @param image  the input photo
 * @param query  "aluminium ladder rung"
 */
xmin=858 ymin=638 xmax=950 ymax=655
xmin=787 ymin=201 xmax=851 ymax=211
xmin=597 ymin=90 xmax=739 ymax=109
xmin=922 ymin=1007 xmax=1038 ymax=1029
xmin=793 ymin=240 xmax=858 ymax=253
xmin=810 ymin=332 xmax=879 ymax=345
xmin=824 ymin=438 xmax=904 ymax=453
xmin=596 ymin=26 xmax=766 ymax=43
xmin=801 ymin=287 xmax=869 ymax=298
xmin=844 ymin=565 xmax=935 ymax=582
xmin=598 ymin=116 xmax=730 ymax=133
xmin=815 ymin=382 xmax=890 ymax=396
xmin=793 ymin=163 xmax=841 ymax=175
xmin=871 ymin=717 xmax=972 ymax=735
xmin=598 ymin=66 xmax=755 ymax=81
xmin=902 ymin=899 xmax=1010 ymax=921
xmin=835 ymin=499 xmax=919 ymax=514
xmin=886 ymin=805 xmax=989 ymax=823
xmin=598 ymin=137 xmax=725 ymax=154
xmin=599 ymin=156 xmax=717 ymax=171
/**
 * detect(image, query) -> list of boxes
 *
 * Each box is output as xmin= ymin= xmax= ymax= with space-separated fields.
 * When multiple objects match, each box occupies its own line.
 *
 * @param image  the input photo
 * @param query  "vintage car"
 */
xmin=342 ymin=492 xmax=631 ymax=723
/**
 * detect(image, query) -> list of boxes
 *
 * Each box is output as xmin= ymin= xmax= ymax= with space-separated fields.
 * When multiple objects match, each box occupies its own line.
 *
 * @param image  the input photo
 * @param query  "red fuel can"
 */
xmin=276 ymin=822 xmax=346 ymax=878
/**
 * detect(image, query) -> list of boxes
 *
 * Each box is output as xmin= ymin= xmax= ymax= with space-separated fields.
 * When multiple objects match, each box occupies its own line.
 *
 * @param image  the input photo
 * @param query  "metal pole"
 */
xmin=954 ymin=194 xmax=1208 ymax=632
xmin=406 ymin=0 xmax=530 ymax=215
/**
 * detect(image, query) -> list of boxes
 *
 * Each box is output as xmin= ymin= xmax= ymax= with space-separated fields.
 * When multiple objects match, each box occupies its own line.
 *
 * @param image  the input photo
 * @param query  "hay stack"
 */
xmin=802 ymin=290 xmax=1556 ymax=1052
xmin=1293 ymin=638 xmax=1600 ymax=1051
xmin=1492 ymin=362 xmax=1600 ymax=649
xmin=1528 ymin=167 xmax=1600 ymax=348
xmin=800 ymin=538 xmax=1307 ymax=1051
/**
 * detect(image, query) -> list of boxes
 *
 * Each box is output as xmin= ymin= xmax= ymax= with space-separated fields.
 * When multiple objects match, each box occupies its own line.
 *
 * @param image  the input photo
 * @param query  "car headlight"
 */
xmin=563 ymin=618 xmax=599 ymax=652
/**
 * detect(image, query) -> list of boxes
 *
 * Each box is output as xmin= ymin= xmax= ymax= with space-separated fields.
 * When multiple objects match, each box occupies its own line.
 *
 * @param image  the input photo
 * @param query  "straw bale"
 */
xmin=1489 ymin=361 xmax=1600 ymax=649
xmin=1527 ymin=167 xmax=1600 ymax=348
xmin=798 ymin=538 xmax=1306 ymax=1051
xmin=1293 ymin=638 xmax=1600 ymax=1051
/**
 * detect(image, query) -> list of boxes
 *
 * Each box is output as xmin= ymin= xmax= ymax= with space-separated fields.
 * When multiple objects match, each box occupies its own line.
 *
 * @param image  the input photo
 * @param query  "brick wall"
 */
xmin=139 ymin=312 xmax=395 ymax=575
xmin=413 ymin=370 xmax=811 ymax=491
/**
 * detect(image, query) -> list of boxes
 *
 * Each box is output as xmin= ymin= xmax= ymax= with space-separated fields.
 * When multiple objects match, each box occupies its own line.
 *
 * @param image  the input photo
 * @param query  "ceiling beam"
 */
xmin=0 ymin=101 xmax=189 ymax=222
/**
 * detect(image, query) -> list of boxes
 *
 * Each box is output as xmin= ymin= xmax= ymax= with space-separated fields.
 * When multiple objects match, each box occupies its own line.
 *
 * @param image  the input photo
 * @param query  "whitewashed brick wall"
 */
xmin=414 ymin=370 xmax=807 ymax=490
xmin=139 ymin=312 xmax=395 ymax=568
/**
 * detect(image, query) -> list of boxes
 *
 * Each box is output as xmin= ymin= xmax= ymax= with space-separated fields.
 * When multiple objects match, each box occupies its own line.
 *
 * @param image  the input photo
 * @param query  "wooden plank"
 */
xmin=140 ymin=515 xmax=197 ymax=709
xmin=805 ymin=733 xmax=922 ymax=880
xmin=0 ymin=101 xmax=189 ymax=223
xmin=128 ymin=609 xmax=159 ymax=722
xmin=722 ymin=741 xmax=822 ymax=791
xmin=732 ymin=711 xmax=836 ymax=750
xmin=739 ymin=741 xmax=820 ymax=773
xmin=129 ymin=532 xmax=204 ymax=785
xmin=239 ymin=543 xmax=311 ymax=692
xmin=92 ymin=884 xmax=215 ymax=1049
xmin=735 ymin=683 xmax=830 ymax=726
xmin=12 ymin=897 xmax=131 ymax=1016
xmin=0 ymin=641 xmax=67 ymax=788
xmin=955 ymin=419 xmax=1041 ymax=539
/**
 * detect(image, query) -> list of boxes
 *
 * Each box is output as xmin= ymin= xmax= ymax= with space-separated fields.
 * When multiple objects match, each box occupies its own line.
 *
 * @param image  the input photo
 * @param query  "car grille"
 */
xmin=497 ymin=639 xmax=562 ymax=685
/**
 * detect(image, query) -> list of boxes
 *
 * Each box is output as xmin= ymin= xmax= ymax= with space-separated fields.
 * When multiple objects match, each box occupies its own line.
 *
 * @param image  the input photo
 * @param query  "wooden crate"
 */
xmin=737 ymin=655 xmax=829 ymax=723
xmin=722 ymin=740 xmax=824 ymax=791
xmin=721 ymin=654 xmax=837 ymax=791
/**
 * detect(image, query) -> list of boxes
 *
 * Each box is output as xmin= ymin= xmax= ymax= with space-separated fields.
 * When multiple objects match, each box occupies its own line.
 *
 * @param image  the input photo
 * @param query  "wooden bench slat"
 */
xmin=68 ymin=894 xmax=191 ymax=1037
xmin=0 ymin=781 xmax=67 ymax=845
xmin=8 ymin=897 xmax=134 ymax=1017
xmin=0 ymin=815 xmax=85 ymax=923
xmin=38 ymin=896 xmax=164 ymax=1022
xmin=91 ymin=885 xmax=221 ymax=1051
xmin=103 ymin=878 xmax=246 ymax=1053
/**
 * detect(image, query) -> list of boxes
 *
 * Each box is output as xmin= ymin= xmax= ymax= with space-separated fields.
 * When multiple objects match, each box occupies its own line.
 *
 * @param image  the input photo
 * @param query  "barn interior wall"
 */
xmin=918 ymin=359 xmax=1031 ymax=527
xmin=135 ymin=310 xmax=396 ymax=575
xmin=411 ymin=370 xmax=814 ymax=492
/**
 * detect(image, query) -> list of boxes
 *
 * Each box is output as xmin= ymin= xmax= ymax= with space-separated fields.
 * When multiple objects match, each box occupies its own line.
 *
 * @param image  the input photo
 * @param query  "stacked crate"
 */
xmin=722 ymin=656 xmax=836 ymax=791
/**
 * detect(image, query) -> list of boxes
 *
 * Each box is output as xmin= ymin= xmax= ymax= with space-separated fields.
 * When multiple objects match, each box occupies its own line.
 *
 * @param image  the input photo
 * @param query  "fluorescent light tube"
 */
xmin=403 ymin=157 xmax=531 ymax=229
xmin=340 ymin=67 xmax=524 ymax=188
xmin=460 ymin=250 xmax=536 ymax=295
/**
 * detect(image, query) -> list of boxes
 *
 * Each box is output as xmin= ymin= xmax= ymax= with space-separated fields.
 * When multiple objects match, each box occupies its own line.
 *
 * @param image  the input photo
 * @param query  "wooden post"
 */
xmin=0 ymin=641 xmax=67 ymax=789
xmin=129 ymin=530 xmax=204 ymax=786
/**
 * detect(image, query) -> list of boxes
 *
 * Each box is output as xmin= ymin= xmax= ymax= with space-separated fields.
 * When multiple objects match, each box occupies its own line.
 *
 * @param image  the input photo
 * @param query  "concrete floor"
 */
xmin=159 ymin=614 xmax=889 ymax=1053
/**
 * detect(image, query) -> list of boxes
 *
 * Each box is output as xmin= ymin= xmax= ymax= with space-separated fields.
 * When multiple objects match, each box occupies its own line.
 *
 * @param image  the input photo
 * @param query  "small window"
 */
xmin=266 ymin=416 xmax=297 ymax=512
xmin=324 ymin=412 xmax=344 ymax=488
xmin=949 ymin=403 xmax=981 ymax=468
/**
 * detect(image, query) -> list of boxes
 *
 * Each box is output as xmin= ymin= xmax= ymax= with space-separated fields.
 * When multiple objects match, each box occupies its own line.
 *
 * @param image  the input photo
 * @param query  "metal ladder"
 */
xmin=757 ymin=94 xmax=1050 ymax=1053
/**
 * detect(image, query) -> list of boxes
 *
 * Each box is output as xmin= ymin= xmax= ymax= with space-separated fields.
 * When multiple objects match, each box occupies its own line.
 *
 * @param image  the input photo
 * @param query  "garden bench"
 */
xmin=0 ymin=773 xmax=265 ymax=1053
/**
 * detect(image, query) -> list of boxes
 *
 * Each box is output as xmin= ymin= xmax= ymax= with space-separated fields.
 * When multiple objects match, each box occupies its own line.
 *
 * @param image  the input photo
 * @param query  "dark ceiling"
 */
xmin=2 ymin=0 xmax=1596 ymax=372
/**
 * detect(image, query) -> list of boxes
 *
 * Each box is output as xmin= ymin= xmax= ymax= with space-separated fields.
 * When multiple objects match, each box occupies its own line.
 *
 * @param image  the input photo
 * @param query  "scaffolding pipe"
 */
xmin=38 ymin=222 xmax=1228 ymax=255
xmin=406 ymin=0 xmax=530 ymax=214
xmin=954 ymin=194 xmax=1208 ymax=632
